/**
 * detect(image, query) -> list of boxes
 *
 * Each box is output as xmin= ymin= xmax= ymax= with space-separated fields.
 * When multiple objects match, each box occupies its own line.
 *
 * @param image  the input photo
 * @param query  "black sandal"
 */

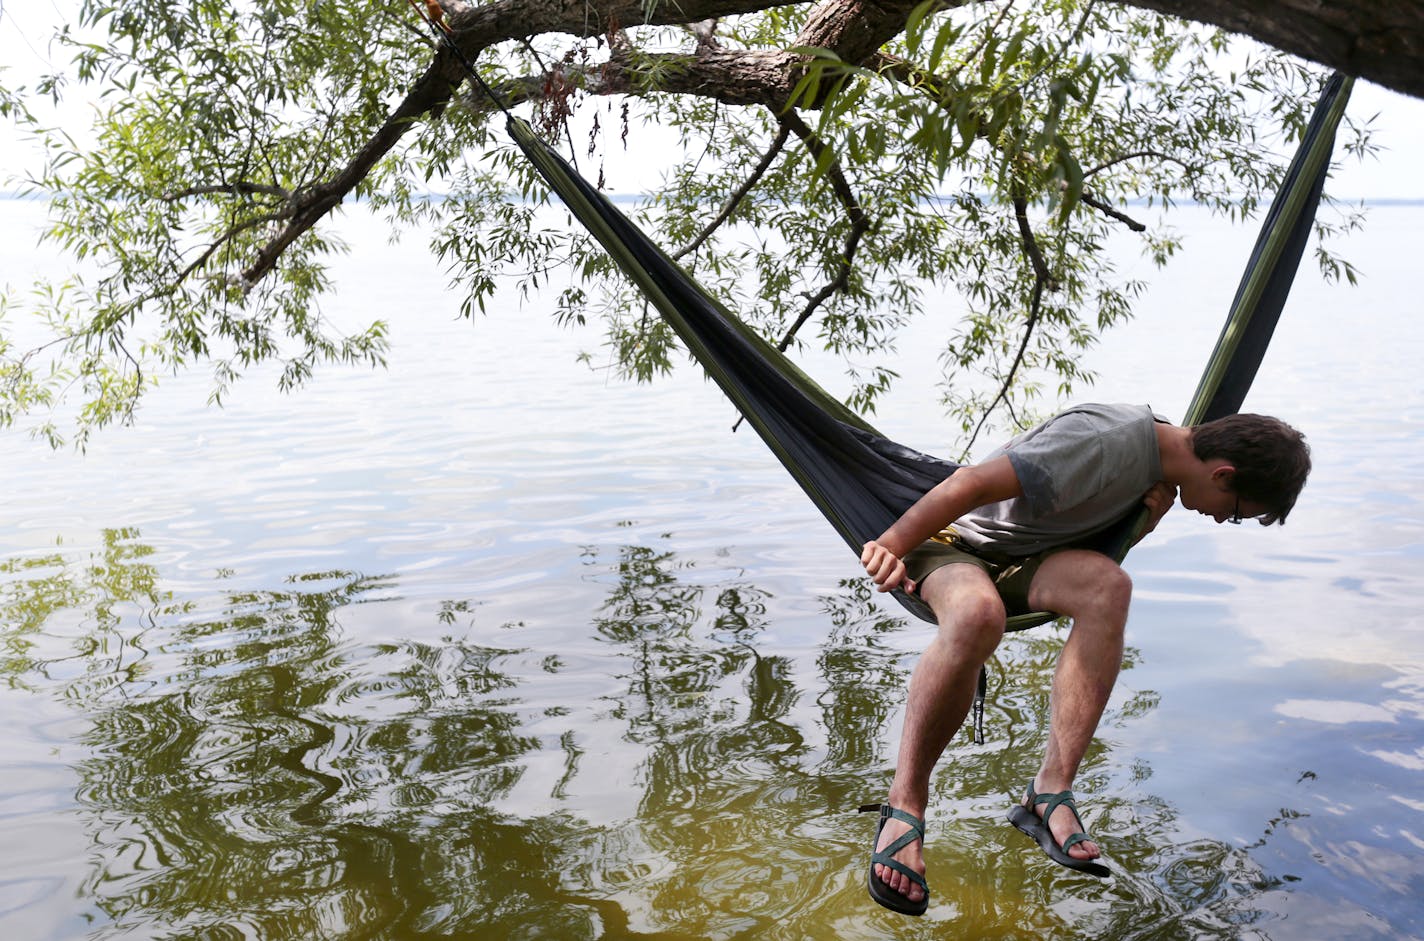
xmin=1006 ymin=781 xmax=1111 ymax=878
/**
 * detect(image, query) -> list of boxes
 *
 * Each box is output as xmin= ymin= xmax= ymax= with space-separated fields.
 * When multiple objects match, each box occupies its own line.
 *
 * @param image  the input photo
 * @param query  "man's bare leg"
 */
xmin=872 ymin=562 xmax=1007 ymax=904
xmin=1021 ymin=549 xmax=1133 ymax=859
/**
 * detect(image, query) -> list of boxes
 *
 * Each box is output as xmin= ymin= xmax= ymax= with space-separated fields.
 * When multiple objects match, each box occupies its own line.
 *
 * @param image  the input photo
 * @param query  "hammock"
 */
xmin=506 ymin=75 xmax=1352 ymax=633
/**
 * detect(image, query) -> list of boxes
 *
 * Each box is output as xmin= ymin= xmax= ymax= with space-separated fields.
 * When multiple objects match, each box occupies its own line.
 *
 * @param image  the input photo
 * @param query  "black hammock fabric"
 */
xmin=506 ymin=73 xmax=1352 ymax=630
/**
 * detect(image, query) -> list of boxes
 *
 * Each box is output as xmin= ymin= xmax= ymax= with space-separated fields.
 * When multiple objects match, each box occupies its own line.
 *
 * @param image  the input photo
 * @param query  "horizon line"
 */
xmin=4 ymin=192 xmax=1424 ymax=207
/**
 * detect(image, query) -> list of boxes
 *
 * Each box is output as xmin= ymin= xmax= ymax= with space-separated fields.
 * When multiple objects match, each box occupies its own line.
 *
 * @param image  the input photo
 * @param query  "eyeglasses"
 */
xmin=1228 ymin=495 xmax=1242 ymax=525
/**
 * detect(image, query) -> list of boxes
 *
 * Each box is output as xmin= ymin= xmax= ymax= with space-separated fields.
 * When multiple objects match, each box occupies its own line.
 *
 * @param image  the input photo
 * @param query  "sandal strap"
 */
xmin=872 ymin=853 xmax=928 ymax=890
xmin=1033 ymin=788 xmax=1078 ymax=817
xmin=858 ymin=803 xmax=926 ymax=840
xmin=1027 ymin=785 xmax=1095 ymax=847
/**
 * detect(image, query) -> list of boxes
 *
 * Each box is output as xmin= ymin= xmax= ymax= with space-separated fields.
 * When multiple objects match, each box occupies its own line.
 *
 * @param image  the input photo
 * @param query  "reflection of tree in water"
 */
xmin=580 ymin=542 xmax=829 ymax=931
xmin=1 ymin=530 xmax=1318 ymax=939
xmin=2 ymin=532 xmax=543 ymax=937
xmin=816 ymin=577 xmax=915 ymax=773
xmin=1 ymin=528 xmax=193 ymax=693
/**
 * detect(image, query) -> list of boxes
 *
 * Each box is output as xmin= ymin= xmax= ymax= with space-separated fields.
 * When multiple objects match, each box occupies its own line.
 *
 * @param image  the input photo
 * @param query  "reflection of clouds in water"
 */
xmin=1151 ymin=492 xmax=1424 ymax=670
xmin=1227 ymin=555 xmax=1423 ymax=670
xmin=1364 ymin=748 xmax=1424 ymax=772
xmin=1274 ymin=698 xmax=1397 ymax=724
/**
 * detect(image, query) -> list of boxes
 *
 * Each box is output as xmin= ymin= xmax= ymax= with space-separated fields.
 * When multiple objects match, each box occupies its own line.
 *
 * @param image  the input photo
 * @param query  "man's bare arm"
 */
xmin=860 ymin=455 xmax=1024 ymax=592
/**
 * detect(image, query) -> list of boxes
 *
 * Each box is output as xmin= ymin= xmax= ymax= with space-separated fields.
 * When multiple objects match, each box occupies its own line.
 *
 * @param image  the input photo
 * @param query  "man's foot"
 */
xmin=858 ymin=803 xmax=929 ymax=915
xmin=1005 ymin=781 xmax=1111 ymax=878
xmin=875 ymin=812 xmax=927 ymax=900
xmin=1022 ymin=781 xmax=1099 ymax=860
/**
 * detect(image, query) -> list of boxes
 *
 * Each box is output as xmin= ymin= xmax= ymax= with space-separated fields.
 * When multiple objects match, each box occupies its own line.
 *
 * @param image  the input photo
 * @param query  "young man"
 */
xmin=856 ymin=403 xmax=1311 ymax=916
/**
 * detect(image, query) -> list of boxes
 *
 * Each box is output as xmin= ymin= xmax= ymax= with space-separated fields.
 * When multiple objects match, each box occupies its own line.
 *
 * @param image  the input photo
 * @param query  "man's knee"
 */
xmin=1091 ymin=563 xmax=1133 ymax=620
xmin=922 ymin=566 xmax=1007 ymax=650
xmin=936 ymin=596 xmax=1006 ymax=663
xmin=1031 ymin=551 xmax=1132 ymax=622
xmin=941 ymin=589 xmax=1007 ymax=634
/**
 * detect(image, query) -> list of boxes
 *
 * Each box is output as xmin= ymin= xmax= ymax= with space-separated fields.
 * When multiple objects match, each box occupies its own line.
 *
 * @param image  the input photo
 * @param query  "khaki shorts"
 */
xmin=901 ymin=535 xmax=1057 ymax=616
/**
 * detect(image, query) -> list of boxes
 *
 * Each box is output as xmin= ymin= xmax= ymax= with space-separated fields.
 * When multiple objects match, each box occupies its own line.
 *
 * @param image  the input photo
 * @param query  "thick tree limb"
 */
xmin=236 ymin=0 xmax=936 ymax=289
xmin=238 ymin=55 xmax=458 ymax=287
xmin=1128 ymin=0 xmax=1424 ymax=100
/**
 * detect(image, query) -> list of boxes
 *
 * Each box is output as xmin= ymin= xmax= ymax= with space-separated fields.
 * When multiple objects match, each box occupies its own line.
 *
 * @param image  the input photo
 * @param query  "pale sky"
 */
xmin=3 ymin=1 xmax=1424 ymax=198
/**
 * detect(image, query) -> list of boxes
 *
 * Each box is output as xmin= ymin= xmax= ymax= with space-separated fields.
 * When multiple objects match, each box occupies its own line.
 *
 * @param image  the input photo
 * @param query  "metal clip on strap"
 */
xmin=972 ymin=665 xmax=987 ymax=745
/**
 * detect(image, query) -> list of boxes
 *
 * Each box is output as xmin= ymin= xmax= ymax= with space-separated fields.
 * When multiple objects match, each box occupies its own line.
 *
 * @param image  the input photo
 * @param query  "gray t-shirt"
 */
xmin=950 ymin=403 xmax=1164 ymax=556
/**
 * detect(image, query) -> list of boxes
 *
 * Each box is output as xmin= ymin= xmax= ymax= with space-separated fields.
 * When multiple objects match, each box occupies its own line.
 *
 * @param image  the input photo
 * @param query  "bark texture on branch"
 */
xmin=1128 ymin=0 xmax=1424 ymax=99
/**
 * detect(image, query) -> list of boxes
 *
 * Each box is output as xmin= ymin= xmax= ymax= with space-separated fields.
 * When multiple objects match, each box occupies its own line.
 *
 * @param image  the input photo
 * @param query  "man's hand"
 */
xmin=1140 ymin=481 xmax=1177 ymax=535
xmin=861 ymin=540 xmax=915 ymax=594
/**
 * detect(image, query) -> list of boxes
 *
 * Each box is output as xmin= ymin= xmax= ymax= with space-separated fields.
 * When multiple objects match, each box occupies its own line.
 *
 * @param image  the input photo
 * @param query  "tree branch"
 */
xmin=952 ymin=0 xmax=1020 ymax=80
xmin=673 ymin=122 xmax=792 ymax=260
xmin=1084 ymin=149 xmax=1193 ymax=177
xmin=232 ymin=0 xmax=967 ymax=291
xmin=180 ymin=212 xmax=289 ymax=285
xmin=1081 ymin=192 xmax=1147 ymax=231
xmin=1012 ymin=194 xmax=1051 ymax=283
xmin=769 ymin=109 xmax=872 ymax=354
xmin=1007 ymin=0 xmax=1098 ymax=94
xmin=961 ymin=194 xmax=1049 ymax=454
xmin=688 ymin=18 xmax=722 ymax=53
xmin=162 ymin=182 xmax=294 ymax=202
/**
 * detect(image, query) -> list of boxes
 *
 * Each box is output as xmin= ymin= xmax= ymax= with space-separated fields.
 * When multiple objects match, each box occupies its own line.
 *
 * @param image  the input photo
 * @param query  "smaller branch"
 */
xmin=1081 ymin=192 xmax=1146 ymax=231
xmin=1084 ymin=150 xmax=1191 ymax=177
xmin=1003 ymin=395 xmax=1025 ymax=430
xmin=962 ymin=278 xmax=1043 ymax=456
xmin=678 ymin=100 xmax=722 ymax=190
xmin=239 ymin=181 xmax=349 ymax=289
xmin=113 ymin=335 xmax=143 ymax=424
xmin=673 ymin=122 xmax=791 ymax=260
xmin=951 ymin=0 xmax=1019 ymax=81
xmin=61 ymin=208 xmax=284 ymax=360
xmin=8 ymin=333 xmax=77 ymax=375
xmin=730 ymin=109 xmax=870 ymax=434
xmin=606 ymin=26 xmax=634 ymax=58
xmin=770 ymin=110 xmax=871 ymax=354
xmin=1008 ymin=0 xmax=1098 ymax=95
xmin=961 ymin=194 xmax=1050 ymax=455
xmin=457 ymin=74 xmax=543 ymax=114
xmin=876 ymin=53 xmax=962 ymax=105
xmin=178 ymin=211 xmax=288 ymax=286
xmin=687 ymin=18 xmax=721 ymax=53
xmin=162 ymin=182 xmax=292 ymax=202
xmin=400 ymin=21 xmax=438 ymax=49
xmin=1012 ymin=196 xmax=1051 ymax=282
xmin=299 ymin=103 xmax=348 ymax=191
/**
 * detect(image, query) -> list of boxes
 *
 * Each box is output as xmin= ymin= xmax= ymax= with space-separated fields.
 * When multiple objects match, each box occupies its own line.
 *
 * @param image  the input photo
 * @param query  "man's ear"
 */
xmin=1208 ymin=464 xmax=1237 ymax=487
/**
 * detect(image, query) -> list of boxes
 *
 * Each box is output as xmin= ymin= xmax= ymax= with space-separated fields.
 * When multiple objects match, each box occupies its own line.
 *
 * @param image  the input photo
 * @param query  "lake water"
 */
xmin=1 ymin=197 xmax=1422 ymax=940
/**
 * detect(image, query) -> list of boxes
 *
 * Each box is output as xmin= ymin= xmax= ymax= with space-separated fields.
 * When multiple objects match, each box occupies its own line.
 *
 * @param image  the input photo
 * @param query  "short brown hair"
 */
xmin=1190 ymin=413 xmax=1311 ymax=525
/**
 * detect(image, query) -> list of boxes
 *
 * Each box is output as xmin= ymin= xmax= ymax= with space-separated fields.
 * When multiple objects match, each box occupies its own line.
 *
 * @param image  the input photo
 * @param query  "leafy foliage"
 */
xmin=0 ymin=0 xmax=1370 ymax=448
